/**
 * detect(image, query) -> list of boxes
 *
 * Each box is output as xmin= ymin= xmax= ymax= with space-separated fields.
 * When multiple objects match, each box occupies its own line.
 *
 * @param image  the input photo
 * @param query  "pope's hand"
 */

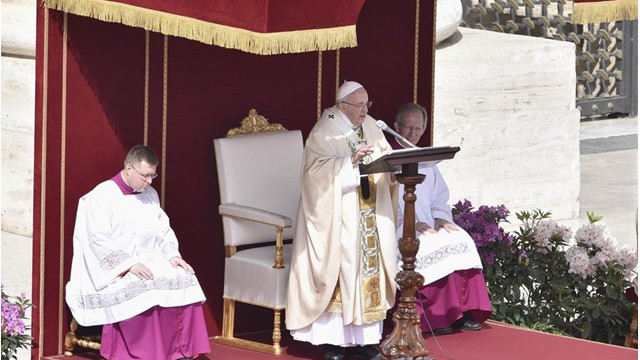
xmin=170 ymin=257 xmax=195 ymax=274
xmin=352 ymin=144 xmax=375 ymax=164
xmin=130 ymin=263 xmax=154 ymax=280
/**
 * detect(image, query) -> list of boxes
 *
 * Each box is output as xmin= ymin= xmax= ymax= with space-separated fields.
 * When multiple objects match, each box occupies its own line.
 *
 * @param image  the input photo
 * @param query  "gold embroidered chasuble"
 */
xmin=286 ymin=106 xmax=397 ymax=330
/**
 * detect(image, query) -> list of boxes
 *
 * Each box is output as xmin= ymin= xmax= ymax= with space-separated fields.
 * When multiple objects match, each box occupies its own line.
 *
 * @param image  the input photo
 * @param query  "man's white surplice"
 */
xmin=65 ymin=180 xmax=205 ymax=326
xmin=396 ymin=164 xmax=482 ymax=285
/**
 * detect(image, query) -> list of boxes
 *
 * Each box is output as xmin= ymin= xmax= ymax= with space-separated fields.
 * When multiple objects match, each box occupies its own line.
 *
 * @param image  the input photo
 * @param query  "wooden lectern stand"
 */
xmin=360 ymin=146 xmax=460 ymax=360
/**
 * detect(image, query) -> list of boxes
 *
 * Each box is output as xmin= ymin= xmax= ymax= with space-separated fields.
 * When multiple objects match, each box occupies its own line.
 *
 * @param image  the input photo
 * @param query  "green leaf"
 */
xmin=530 ymin=268 xmax=548 ymax=284
xmin=605 ymin=286 xmax=617 ymax=298
xmin=586 ymin=211 xmax=603 ymax=223
xmin=582 ymin=321 xmax=592 ymax=339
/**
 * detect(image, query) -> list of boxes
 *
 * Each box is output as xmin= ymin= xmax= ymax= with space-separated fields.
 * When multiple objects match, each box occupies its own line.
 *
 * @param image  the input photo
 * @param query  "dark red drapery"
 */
xmin=43 ymin=0 xmax=367 ymax=54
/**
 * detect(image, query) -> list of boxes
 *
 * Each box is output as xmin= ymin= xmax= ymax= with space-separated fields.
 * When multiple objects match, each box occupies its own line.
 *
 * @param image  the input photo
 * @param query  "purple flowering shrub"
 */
xmin=452 ymin=199 xmax=514 ymax=266
xmin=452 ymin=200 xmax=637 ymax=344
xmin=1 ymin=285 xmax=32 ymax=360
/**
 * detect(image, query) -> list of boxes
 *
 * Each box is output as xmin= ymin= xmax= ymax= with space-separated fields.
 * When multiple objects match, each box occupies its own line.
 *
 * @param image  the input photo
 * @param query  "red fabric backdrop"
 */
xmin=104 ymin=0 xmax=366 ymax=32
xmin=33 ymin=0 xmax=436 ymax=357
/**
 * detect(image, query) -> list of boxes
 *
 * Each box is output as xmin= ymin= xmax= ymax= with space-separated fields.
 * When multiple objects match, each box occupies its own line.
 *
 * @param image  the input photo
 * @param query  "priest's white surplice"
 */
xmin=65 ymin=180 xmax=205 ymax=326
xmin=396 ymin=165 xmax=482 ymax=285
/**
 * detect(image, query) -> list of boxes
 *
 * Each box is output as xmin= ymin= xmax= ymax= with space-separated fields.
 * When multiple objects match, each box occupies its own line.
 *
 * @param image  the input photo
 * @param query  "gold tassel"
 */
xmin=572 ymin=0 xmax=638 ymax=24
xmin=43 ymin=0 xmax=358 ymax=55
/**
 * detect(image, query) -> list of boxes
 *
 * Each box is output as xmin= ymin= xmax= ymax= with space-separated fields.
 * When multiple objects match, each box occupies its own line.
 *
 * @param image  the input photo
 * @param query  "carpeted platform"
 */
xmin=45 ymin=320 xmax=637 ymax=360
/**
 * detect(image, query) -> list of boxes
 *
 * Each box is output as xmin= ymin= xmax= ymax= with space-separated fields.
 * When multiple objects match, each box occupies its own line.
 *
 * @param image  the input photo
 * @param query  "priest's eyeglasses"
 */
xmin=130 ymin=165 xmax=158 ymax=181
xmin=398 ymin=123 xmax=424 ymax=133
xmin=341 ymin=100 xmax=373 ymax=110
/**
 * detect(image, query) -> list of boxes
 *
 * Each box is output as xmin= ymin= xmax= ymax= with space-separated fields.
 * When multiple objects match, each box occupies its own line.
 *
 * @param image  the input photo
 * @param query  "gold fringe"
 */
xmin=43 ymin=0 xmax=358 ymax=55
xmin=572 ymin=0 xmax=638 ymax=24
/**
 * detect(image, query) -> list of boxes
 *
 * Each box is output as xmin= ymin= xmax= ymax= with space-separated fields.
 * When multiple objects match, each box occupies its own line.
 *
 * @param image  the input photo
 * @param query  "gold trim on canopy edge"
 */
xmin=572 ymin=0 xmax=638 ymax=24
xmin=43 ymin=0 xmax=359 ymax=55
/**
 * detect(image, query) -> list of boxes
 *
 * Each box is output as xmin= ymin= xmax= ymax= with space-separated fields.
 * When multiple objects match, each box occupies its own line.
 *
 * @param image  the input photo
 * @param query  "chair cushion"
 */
xmin=223 ymin=244 xmax=292 ymax=309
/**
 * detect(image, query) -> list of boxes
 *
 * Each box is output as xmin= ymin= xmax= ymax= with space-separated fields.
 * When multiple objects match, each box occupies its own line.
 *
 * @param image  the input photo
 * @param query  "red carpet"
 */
xmin=44 ymin=320 xmax=636 ymax=360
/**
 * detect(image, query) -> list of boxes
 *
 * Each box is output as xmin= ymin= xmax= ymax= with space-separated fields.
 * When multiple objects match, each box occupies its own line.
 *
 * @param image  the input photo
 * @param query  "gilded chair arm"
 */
xmin=219 ymin=203 xmax=292 ymax=228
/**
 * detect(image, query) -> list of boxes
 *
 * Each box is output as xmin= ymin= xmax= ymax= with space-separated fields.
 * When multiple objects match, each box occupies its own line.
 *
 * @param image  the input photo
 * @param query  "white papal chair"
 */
xmin=212 ymin=109 xmax=302 ymax=355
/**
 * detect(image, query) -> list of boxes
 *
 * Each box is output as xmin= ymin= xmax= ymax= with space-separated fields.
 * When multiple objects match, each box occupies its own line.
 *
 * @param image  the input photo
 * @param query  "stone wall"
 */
xmin=2 ymin=0 xmax=36 ymax=237
xmin=1 ymin=2 xmax=36 ymax=359
xmin=433 ymin=27 xmax=581 ymax=222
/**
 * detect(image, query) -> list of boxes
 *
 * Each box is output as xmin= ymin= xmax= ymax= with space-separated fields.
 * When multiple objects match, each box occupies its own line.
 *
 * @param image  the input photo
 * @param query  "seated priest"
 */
xmin=286 ymin=81 xmax=398 ymax=360
xmin=392 ymin=103 xmax=492 ymax=334
xmin=65 ymin=145 xmax=211 ymax=360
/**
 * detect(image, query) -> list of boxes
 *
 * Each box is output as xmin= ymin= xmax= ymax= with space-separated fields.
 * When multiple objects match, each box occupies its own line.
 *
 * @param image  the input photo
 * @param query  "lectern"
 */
xmin=360 ymin=146 xmax=460 ymax=360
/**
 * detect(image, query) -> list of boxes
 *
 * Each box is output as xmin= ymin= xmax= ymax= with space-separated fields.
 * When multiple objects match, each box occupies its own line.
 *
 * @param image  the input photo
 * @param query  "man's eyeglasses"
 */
xmin=398 ymin=123 xmax=424 ymax=133
xmin=341 ymin=100 xmax=373 ymax=110
xmin=129 ymin=165 xmax=158 ymax=180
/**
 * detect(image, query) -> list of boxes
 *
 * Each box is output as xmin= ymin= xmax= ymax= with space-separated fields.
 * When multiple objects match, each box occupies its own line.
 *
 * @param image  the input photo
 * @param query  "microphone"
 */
xmin=375 ymin=120 xmax=418 ymax=148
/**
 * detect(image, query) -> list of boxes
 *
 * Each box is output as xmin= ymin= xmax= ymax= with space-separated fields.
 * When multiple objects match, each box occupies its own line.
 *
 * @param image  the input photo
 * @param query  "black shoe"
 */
xmin=452 ymin=317 xmax=482 ymax=331
xmin=322 ymin=344 xmax=344 ymax=360
xmin=431 ymin=326 xmax=453 ymax=335
xmin=459 ymin=320 xmax=482 ymax=331
xmin=346 ymin=345 xmax=381 ymax=359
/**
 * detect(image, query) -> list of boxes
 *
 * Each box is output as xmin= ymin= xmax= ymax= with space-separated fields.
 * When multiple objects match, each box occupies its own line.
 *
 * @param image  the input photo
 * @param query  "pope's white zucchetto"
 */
xmin=336 ymin=81 xmax=364 ymax=101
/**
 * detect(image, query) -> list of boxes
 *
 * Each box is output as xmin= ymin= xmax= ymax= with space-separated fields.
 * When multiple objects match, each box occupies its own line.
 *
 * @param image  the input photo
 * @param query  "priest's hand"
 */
xmin=170 ymin=257 xmax=195 ymax=274
xmin=416 ymin=221 xmax=436 ymax=234
xmin=130 ymin=263 xmax=154 ymax=280
xmin=434 ymin=218 xmax=459 ymax=232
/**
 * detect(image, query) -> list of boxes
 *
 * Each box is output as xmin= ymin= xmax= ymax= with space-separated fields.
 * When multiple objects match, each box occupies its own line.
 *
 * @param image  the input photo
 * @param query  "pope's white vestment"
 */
xmin=286 ymin=106 xmax=397 ymax=345
xmin=65 ymin=178 xmax=205 ymax=326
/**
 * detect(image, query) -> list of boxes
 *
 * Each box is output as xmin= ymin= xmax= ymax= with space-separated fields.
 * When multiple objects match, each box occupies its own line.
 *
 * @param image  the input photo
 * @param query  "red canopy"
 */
xmin=44 ymin=0 xmax=366 ymax=54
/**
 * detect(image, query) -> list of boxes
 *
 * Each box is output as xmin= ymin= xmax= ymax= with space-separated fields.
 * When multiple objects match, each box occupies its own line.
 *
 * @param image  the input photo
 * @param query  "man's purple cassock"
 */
xmin=98 ymin=174 xmax=211 ymax=360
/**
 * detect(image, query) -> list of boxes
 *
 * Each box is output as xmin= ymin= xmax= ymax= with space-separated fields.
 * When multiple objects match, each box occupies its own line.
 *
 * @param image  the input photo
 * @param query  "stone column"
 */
xmin=433 ymin=27 xmax=581 ymax=223
xmin=1 ymin=1 xmax=36 ymax=359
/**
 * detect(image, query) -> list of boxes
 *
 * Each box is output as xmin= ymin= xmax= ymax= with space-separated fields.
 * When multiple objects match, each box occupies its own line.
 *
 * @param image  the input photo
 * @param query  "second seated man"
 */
xmin=286 ymin=81 xmax=398 ymax=360
xmin=391 ymin=103 xmax=492 ymax=335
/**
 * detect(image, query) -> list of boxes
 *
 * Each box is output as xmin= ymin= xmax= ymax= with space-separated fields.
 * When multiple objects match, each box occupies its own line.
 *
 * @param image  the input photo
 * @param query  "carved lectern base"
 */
xmin=380 ymin=170 xmax=432 ymax=360
xmin=380 ymin=271 xmax=433 ymax=360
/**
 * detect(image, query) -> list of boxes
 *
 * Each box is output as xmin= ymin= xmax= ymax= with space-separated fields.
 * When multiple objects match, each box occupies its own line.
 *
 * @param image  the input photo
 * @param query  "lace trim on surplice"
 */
xmin=99 ymin=250 xmax=131 ymax=271
xmin=415 ymin=242 xmax=473 ymax=269
xmin=78 ymin=274 xmax=199 ymax=310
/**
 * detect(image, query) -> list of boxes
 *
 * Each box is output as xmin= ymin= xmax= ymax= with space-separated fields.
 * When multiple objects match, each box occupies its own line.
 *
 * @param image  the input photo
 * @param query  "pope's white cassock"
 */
xmin=286 ymin=105 xmax=397 ymax=346
xmin=396 ymin=164 xmax=482 ymax=285
xmin=65 ymin=179 xmax=206 ymax=326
